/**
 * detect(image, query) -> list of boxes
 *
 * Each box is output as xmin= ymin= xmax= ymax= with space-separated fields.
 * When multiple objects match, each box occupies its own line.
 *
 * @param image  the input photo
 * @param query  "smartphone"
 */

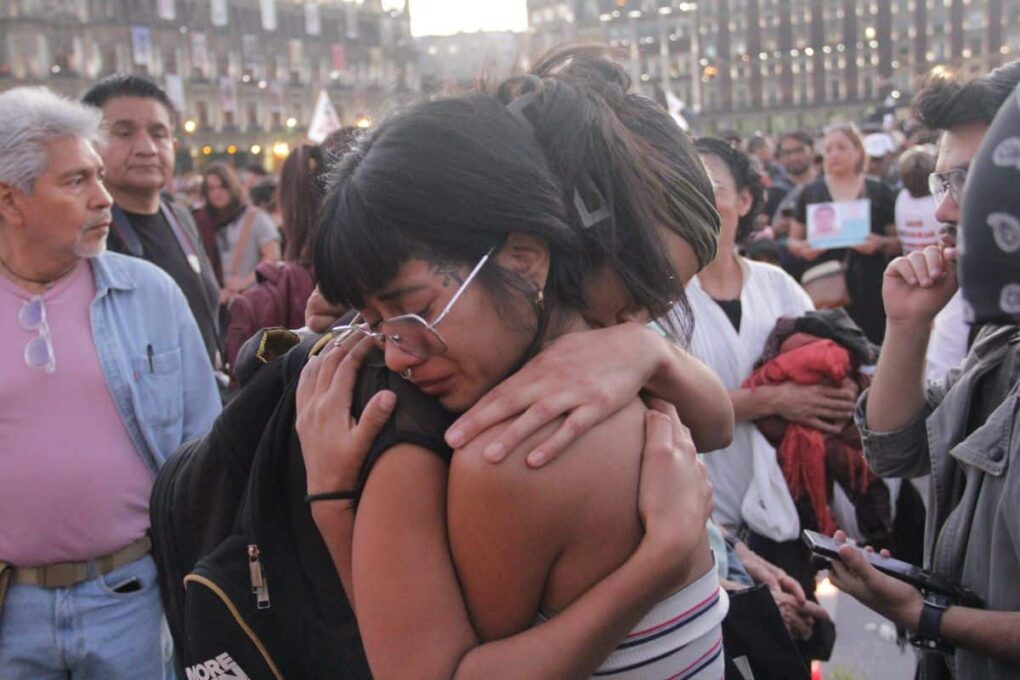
xmin=801 ymin=530 xmax=983 ymax=608
xmin=112 ymin=577 xmax=143 ymax=594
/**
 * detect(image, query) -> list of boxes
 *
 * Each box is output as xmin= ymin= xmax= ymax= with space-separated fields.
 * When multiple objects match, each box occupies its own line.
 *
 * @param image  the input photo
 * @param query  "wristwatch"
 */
xmin=910 ymin=592 xmax=954 ymax=655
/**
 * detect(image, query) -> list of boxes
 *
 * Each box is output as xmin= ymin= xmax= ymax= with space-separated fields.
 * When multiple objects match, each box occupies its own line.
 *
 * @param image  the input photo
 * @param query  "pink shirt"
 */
xmin=0 ymin=261 xmax=153 ymax=566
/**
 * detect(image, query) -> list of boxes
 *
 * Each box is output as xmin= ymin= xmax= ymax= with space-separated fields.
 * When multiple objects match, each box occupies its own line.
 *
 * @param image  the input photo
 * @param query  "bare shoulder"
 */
xmin=450 ymin=399 xmax=647 ymax=501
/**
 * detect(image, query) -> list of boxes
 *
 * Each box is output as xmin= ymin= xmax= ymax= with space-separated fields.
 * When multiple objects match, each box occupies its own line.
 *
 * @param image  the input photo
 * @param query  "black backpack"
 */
xmin=150 ymin=330 xmax=372 ymax=680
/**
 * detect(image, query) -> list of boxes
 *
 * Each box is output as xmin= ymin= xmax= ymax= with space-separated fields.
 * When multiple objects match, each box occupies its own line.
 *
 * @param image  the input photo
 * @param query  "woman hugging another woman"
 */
xmin=298 ymin=48 xmax=730 ymax=679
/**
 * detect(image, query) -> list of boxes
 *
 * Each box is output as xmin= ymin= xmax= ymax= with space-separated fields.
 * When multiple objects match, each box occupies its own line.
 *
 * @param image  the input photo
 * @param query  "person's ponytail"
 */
xmin=491 ymin=46 xmax=720 ymax=344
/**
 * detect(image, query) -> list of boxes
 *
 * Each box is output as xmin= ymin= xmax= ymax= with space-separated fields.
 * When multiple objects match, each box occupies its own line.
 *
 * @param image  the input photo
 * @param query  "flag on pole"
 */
xmin=664 ymin=90 xmax=690 ymax=132
xmin=308 ymin=89 xmax=341 ymax=143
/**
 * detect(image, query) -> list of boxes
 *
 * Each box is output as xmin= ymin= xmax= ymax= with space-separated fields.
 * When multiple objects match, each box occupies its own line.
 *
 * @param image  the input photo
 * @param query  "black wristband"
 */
xmin=910 ymin=594 xmax=953 ymax=654
xmin=305 ymin=490 xmax=359 ymax=504
xmin=917 ymin=599 xmax=947 ymax=640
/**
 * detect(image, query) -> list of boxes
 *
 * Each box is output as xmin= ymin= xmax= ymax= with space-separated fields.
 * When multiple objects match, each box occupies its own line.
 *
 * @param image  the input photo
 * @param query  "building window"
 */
xmin=197 ymin=100 xmax=209 ymax=129
xmin=247 ymin=102 xmax=259 ymax=131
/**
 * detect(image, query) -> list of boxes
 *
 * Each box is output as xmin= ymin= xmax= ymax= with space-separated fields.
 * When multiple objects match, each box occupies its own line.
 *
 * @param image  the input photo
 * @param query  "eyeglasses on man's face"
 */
xmin=332 ymin=249 xmax=494 ymax=361
xmin=928 ymin=167 xmax=968 ymax=208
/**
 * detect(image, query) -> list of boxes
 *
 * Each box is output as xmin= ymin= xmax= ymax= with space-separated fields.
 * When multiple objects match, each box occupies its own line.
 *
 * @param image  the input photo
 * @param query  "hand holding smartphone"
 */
xmin=801 ymin=530 xmax=983 ymax=608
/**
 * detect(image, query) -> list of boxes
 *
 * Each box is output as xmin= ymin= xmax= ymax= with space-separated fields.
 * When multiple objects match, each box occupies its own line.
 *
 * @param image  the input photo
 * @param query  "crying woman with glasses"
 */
xmin=297 ymin=48 xmax=733 ymax=679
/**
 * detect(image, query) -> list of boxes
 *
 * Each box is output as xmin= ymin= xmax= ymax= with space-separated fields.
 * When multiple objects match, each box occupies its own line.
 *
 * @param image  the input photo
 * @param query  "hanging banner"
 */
xmin=211 ymin=0 xmax=228 ymax=27
xmin=33 ymin=34 xmax=51 ymax=78
xmin=70 ymin=36 xmax=85 ymax=74
xmin=289 ymin=39 xmax=303 ymax=75
xmin=305 ymin=3 xmax=321 ymax=36
xmin=346 ymin=2 xmax=359 ymax=40
xmin=165 ymin=73 xmax=186 ymax=113
xmin=308 ymin=89 xmax=342 ymax=143
xmin=131 ymin=26 xmax=152 ymax=66
xmin=86 ymin=39 xmax=103 ymax=78
xmin=242 ymin=35 xmax=258 ymax=71
xmin=220 ymin=76 xmax=238 ymax=113
xmin=275 ymin=53 xmax=288 ymax=81
xmin=191 ymin=32 xmax=208 ymax=71
xmin=116 ymin=43 xmax=132 ymax=73
xmin=269 ymin=80 xmax=284 ymax=113
xmin=331 ymin=44 xmax=346 ymax=72
xmin=228 ymin=51 xmax=242 ymax=78
xmin=156 ymin=0 xmax=176 ymax=20
xmin=260 ymin=0 xmax=277 ymax=31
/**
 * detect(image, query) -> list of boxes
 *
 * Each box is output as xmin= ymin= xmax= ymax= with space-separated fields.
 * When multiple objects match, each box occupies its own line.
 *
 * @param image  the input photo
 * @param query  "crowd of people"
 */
xmin=0 ymin=44 xmax=1018 ymax=680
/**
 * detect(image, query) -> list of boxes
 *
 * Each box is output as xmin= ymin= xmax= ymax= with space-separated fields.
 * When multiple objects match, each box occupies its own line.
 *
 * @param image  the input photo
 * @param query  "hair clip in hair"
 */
xmin=505 ymin=91 xmax=610 ymax=230
xmin=573 ymin=188 xmax=612 ymax=229
xmin=504 ymin=92 xmax=538 ymax=134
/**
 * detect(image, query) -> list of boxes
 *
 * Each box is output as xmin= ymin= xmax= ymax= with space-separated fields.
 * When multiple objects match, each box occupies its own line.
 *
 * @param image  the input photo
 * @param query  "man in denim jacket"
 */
xmin=0 ymin=87 xmax=219 ymax=679
xmin=830 ymin=74 xmax=1020 ymax=679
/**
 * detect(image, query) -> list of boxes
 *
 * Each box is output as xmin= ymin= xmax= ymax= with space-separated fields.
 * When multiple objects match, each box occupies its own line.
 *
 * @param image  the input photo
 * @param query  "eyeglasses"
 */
xmin=19 ymin=297 xmax=56 ymax=373
xmin=332 ymin=248 xmax=494 ymax=360
xmin=928 ymin=168 xmax=968 ymax=208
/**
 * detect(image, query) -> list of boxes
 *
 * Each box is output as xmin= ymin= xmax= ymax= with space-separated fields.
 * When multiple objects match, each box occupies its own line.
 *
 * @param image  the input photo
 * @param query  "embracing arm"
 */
xmin=299 ymin=339 xmax=711 ymax=679
xmin=643 ymin=328 xmax=734 ymax=452
xmin=350 ymin=442 xmax=691 ymax=680
xmin=445 ymin=323 xmax=734 ymax=465
xmin=453 ymin=403 xmax=712 ymax=678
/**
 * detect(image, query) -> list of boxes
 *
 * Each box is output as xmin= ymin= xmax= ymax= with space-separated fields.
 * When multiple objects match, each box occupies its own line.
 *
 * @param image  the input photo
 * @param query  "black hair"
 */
xmin=695 ymin=137 xmax=766 ymax=243
xmin=913 ymin=59 xmax=1020 ymax=133
xmin=315 ymin=95 xmax=586 ymax=347
xmin=496 ymin=45 xmax=720 ymax=343
xmin=719 ymin=129 xmax=742 ymax=146
xmin=81 ymin=74 xmax=178 ymax=126
xmin=777 ymin=131 xmax=815 ymax=150
xmin=249 ymin=177 xmax=277 ymax=209
xmin=242 ymin=162 xmax=268 ymax=177
xmin=898 ymin=147 xmax=935 ymax=198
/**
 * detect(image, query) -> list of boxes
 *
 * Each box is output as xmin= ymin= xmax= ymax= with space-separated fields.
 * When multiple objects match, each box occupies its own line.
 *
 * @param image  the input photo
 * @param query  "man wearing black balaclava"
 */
xmin=828 ymin=82 xmax=1020 ymax=680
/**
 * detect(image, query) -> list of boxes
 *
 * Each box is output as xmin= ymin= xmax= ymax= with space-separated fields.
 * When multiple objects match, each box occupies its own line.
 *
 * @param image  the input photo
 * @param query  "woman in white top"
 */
xmin=687 ymin=138 xmax=859 ymax=596
xmin=894 ymin=147 xmax=940 ymax=255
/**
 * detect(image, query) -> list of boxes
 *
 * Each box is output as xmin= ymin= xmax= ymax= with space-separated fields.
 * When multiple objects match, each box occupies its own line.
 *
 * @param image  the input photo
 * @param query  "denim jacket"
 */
xmin=90 ymin=252 xmax=221 ymax=473
xmin=856 ymin=325 xmax=1020 ymax=680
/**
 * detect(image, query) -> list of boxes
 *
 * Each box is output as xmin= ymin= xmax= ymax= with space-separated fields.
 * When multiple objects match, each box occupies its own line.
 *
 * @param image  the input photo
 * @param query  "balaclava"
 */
xmin=959 ymin=82 xmax=1020 ymax=325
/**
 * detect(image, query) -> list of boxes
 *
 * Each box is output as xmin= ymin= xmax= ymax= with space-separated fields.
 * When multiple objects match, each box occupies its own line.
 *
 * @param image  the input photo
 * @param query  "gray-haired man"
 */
xmin=0 ymin=86 xmax=219 ymax=679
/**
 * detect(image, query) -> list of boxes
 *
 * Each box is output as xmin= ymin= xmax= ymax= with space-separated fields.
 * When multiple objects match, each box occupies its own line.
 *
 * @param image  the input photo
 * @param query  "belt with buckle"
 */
xmin=10 ymin=535 xmax=152 ymax=589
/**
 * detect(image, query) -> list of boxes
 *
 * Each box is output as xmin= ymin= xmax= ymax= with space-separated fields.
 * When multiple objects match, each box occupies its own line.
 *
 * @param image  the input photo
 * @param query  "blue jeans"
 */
xmin=0 ymin=555 xmax=173 ymax=680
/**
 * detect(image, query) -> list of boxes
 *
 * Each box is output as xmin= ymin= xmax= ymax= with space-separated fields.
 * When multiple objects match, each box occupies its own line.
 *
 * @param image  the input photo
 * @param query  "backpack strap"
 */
xmin=228 ymin=209 xmax=258 ymax=279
